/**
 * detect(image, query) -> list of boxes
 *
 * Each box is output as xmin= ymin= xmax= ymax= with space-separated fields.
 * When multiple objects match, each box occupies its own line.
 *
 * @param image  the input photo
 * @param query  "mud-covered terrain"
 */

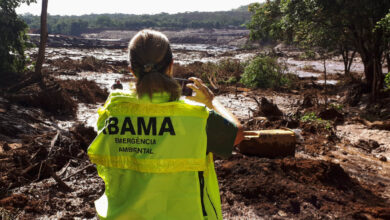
xmin=83 ymin=29 xmax=250 ymax=46
xmin=1 ymin=42 xmax=390 ymax=219
xmin=28 ymin=29 xmax=249 ymax=49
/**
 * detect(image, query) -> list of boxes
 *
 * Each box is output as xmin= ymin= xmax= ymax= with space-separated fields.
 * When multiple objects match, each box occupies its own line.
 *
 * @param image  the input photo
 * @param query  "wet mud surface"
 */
xmin=218 ymin=156 xmax=390 ymax=219
xmin=1 ymin=45 xmax=390 ymax=219
xmin=214 ymin=88 xmax=390 ymax=219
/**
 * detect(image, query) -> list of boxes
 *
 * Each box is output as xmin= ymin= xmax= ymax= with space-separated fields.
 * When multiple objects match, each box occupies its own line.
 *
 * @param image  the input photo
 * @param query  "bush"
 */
xmin=330 ymin=103 xmax=344 ymax=111
xmin=204 ymin=59 xmax=245 ymax=85
xmin=385 ymin=72 xmax=390 ymax=90
xmin=240 ymin=55 xmax=292 ymax=89
xmin=301 ymin=112 xmax=332 ymax=130
xmin=173 ymin=59 xmax=245 ymax=86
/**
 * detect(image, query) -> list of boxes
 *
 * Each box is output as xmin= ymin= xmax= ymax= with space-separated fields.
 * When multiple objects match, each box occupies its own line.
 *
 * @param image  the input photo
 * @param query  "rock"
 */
xmin=278 ymin=210 xmax=287 ymax=217
xmin=379 ymin=156 xmax=387 ymax=162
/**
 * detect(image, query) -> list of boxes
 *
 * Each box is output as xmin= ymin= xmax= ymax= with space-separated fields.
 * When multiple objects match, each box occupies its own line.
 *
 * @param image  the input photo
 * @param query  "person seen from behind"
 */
xmin=88 ymin=29 xmax=244 ymax=219
xmin=111 ymin=79 xmax=123 ymax=90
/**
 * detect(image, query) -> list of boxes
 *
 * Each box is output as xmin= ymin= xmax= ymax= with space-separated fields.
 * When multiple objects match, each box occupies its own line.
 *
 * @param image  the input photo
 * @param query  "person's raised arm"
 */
xmin=186 ymin=77 xmax=244 ymax=146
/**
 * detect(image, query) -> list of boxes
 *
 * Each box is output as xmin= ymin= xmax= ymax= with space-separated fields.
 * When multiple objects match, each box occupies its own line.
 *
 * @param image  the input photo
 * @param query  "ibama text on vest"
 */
xmin=103 ymin=117 xmax=176 ymax=136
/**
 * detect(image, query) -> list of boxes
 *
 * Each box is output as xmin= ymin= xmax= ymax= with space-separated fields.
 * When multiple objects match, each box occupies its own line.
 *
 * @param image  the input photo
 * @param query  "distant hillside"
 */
xmin=22 ymin=5 xmax=251 ymax=36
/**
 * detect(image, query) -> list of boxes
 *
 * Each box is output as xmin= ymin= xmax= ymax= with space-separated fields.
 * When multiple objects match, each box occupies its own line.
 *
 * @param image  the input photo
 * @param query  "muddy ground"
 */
xmin=28 ymin=29 xmax=250 ymax=49
xmin=1 ymin=44 xmax=390 ymax=219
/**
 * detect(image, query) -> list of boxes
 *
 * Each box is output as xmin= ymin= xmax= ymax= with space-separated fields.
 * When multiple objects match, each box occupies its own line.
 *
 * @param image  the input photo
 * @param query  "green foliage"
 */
xmin=247 ymin=1 xmax=285 ymax=44
xmin=330 ymin=103 xmax=344 ymax=111
xmin=215 ymin=59 xmax=245 ymax=77
xmin=300 ymin=112 xmax=332 ymax=130
xmin=248 ymin=0 xmax=340 ymax=52
xmin=280 ymin=0 xmax=341 ymax=55
xmin=225 ymin=76 xmax=238 ymax=84
xmin=0 ymin=0 xmax=36 ymax=74
xmin=21 ymin=6 xmax=251 ymax=35
xmin=239 ymin=55 xmax=292 ymax=89
xmin=298 ymin=51 xmax=317 ymax=60
xmin=69 ymin=19 xmax=89 ymax=36
xmin=302 ymin=64 xmax=316 ymax=72
xmin=300 ymin=112 xmax=318 ymax=122
xmin=173 ymin=59 xmax=246 ymax=87
xmin=248 ymin=0 xmax=390 ymax=92
xmin=376 ymin=10 xmax=390 ymax=35
xmin=24 ymin=55 xmax=35 ymax=72
xmin=385 ymin=72 xmax=390 ymax=90
xmin=201 ymin=59 xmax=245 ymax=86
xmin=47 ymin=17 xmax=89 ymax=36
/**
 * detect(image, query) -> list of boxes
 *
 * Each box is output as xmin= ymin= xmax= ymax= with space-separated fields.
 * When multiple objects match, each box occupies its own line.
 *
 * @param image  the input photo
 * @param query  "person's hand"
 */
xmin=185 ymin=77 xmax=214 ymax=108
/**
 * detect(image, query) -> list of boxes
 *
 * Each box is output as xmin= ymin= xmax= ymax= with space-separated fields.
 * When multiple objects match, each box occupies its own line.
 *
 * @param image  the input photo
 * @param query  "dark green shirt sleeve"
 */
xmin=206 ymin=110 xmax=238 ymax=159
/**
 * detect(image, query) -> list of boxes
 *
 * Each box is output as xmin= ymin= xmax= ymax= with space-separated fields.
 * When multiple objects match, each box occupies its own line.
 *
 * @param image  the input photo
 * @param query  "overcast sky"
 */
xmin=17 ymin=0 xmax=260 ymax=16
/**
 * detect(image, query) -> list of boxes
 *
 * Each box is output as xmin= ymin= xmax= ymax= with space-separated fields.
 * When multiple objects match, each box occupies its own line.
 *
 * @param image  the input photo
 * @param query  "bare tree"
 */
xmin=35 ymin=0 xmax=48 ymax=78
xmin=340 ymin=46 xmax=357 ymax=79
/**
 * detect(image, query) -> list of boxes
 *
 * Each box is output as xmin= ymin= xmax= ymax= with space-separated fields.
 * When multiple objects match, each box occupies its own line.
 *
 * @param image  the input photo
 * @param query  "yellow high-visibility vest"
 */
xmin=88 ymin=91 xmax=223 ymax=220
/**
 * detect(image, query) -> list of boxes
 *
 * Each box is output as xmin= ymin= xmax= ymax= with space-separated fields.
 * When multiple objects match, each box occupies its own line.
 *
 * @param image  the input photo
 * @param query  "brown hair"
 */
xmin=128 ymin=29 xmax=180 ymax=101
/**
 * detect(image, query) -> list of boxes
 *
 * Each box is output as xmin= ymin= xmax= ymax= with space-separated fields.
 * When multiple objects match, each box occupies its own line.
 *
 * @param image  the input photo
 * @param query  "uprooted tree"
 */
xmin=248 ymin=0 xmax=390 ymax=99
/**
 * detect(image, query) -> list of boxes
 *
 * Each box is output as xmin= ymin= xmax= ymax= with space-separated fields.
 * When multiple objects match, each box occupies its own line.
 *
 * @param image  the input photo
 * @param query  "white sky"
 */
xmin=17 ymin=0 xmax=260 ymax=16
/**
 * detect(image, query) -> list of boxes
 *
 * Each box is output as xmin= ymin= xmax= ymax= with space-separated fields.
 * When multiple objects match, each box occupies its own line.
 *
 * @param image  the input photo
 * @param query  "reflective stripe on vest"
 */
xmin=88 ymin=155 xmax=207 ymax=173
